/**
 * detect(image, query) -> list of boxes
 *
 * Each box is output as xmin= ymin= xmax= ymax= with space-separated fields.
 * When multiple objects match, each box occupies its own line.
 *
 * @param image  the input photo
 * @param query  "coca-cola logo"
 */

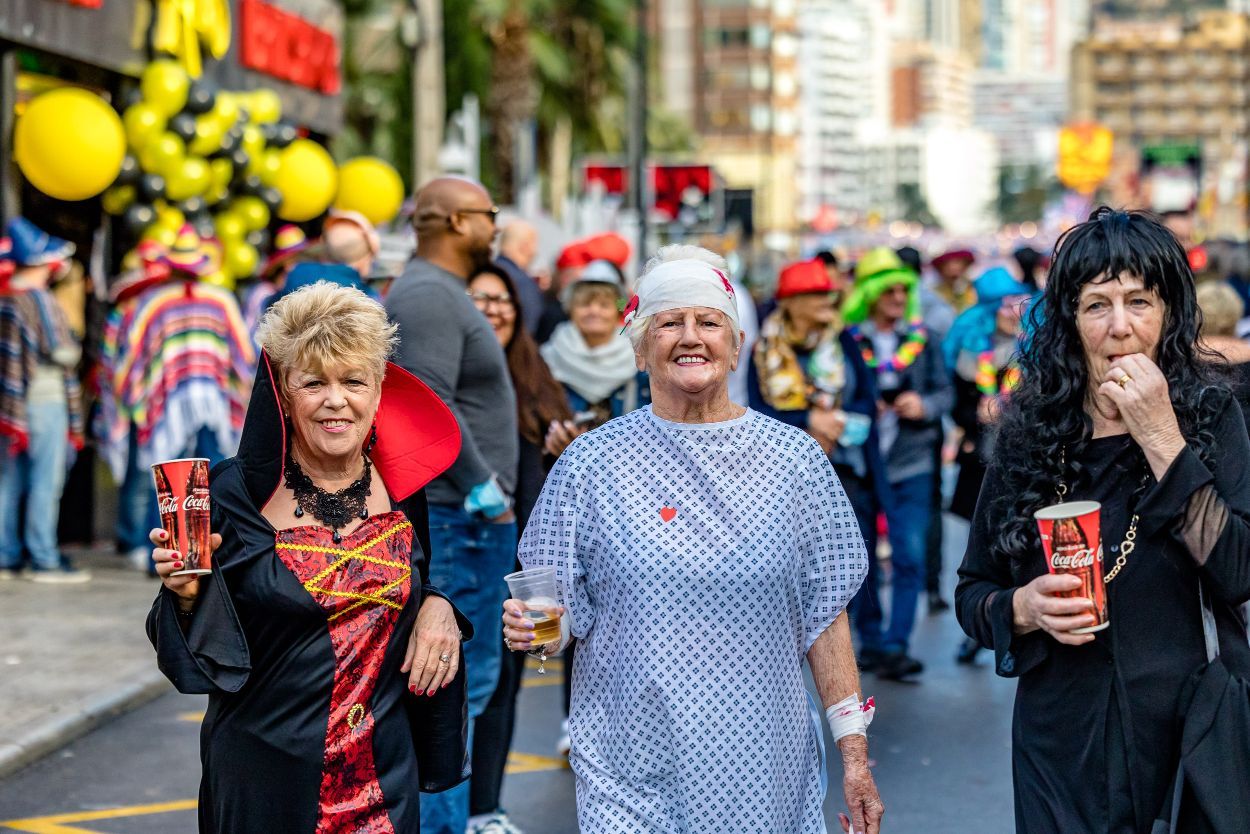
xmin=1051 ymin=545 xmax=1100 ymax=570
xmin=159 ymin=495 xmax=210 ymax=514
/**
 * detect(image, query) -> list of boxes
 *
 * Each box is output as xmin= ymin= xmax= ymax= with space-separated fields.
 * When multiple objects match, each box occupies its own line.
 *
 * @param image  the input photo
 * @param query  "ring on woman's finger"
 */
xmin=438 ymin=652 xmax=451 ymax=664
xmin=1117 ymin=373 xmax=1132 ymax=388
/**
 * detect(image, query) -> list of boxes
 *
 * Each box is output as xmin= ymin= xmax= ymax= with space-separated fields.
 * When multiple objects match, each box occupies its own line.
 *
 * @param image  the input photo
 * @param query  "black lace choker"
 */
xmin=284 ymin=453 xmax=373 ymax=543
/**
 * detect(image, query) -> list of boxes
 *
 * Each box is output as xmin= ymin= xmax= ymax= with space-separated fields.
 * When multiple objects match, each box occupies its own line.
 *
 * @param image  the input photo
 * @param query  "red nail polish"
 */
xmin=409 ymin=684 xmax=416 ymax=693
xmin=174 ymin=561 xmax=184 ymax=569
xmin=427 ymin=689 xmax=435 ymax=698
xmin=442 ymin=681 xmax=450 ymax=689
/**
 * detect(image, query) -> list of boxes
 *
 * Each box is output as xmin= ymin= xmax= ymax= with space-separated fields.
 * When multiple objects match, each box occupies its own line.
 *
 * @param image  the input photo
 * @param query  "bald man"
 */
xmin=384 ymin=177 xmax=518 ymax=834
xmin=496 ymin=220 xmax=545 ymax=335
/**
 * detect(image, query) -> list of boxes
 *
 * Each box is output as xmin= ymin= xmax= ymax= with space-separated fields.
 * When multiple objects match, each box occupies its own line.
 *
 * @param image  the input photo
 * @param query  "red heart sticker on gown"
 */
xmin=660 ymin=506 xmax=677 ymax=522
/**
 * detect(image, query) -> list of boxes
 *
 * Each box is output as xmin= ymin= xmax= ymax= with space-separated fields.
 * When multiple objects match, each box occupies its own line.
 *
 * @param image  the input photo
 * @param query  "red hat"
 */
xmin=0 ymin=238 xmax=13 ymax=289
xmin=109 ymin=240 xmax=173 ymax=304
xmin=776 ymin=259 xmax=836 ymax=299
xmin=556 ymin=241 xmax=593 ymax=270
xmin=582 ymin=232 xmax=631 ymax=268
xmin=932 ymin=248 xmax=976 ymax=269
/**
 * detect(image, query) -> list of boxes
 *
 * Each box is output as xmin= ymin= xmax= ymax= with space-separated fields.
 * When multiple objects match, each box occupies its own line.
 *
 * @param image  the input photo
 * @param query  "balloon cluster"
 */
xmin=103 ymin=59 xmax=311 ymax=285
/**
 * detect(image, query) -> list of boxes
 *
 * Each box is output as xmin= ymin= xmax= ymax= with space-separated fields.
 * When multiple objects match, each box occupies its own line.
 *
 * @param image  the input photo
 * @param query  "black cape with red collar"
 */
xmin=147 ymin=353 xmax=471 ymax=833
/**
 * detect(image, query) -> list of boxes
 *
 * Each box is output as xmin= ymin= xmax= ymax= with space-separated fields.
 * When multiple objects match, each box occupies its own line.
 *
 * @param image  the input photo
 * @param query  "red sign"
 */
xmin=239 ymin=0 xmax=341 ymax=95
xmin=651 ymin=164 xmax=712 ymax=222
xmin=583 ymin=164 xmax=627 ymax=196
xmin=59 ymin=0 xmax=103 ymax=7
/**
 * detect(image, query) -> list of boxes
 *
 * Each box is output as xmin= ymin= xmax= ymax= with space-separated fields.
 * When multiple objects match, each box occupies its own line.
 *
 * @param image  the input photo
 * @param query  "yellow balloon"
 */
xmin=143 ymin=224 xmax=179 ymax=248
xmin=215 ymin=211 xmax=247 ymax=242
xmin=209 ymin=157 xmax=233 ymax=191
xmin=155 ymin=205 xmax=186 ymax=231
xmin=102 ymin=185 xmax=135 ymax=215
xmin=123 ymin=103 xmax=166 ymax=151
xmin=274 ymin=139 xmax=337 ymax=222
xmin=189 ymin=115 xmax=226 ymax=157
xmin=212 ymin=93 xmax=240 ymax=127
xmin=334 ymin=157 xmax=405 ymax=226
xmin=167 ymin=157 xmax=211 ymax=201
xmin=233 ymin=196 xmax=270 ymax=232
xmin=249 ymin=89 xmax=282 ymax=124
xmin=225 ymin=242 xmax=260 ymax=279
xmin=14 ymin=88 xmax=127 ymax=201
xmin=201 ymin=269 xmax=236 ymax=291
xmin=140 ymin=60 xmax=189 ymax=117
xmin=257 ymin=149 xmax=282 ymax=187
xmin=241 ymin=125 xmax=265 ymax=160
xmin=139 ymin=132 xmax=186 ymax=177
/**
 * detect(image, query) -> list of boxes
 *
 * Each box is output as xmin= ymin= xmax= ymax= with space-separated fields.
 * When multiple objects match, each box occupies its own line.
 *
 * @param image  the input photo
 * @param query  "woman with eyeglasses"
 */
xmin=466 ymin=262 xmax=576 ymax=833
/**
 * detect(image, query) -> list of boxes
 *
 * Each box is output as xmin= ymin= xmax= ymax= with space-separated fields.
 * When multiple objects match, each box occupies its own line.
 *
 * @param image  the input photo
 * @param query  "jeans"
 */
xmin=420 ymin=502 xmax=517 ymax=834
xmin=0 ymin=401 xmax=69 ymax=569
xmin=850 ymin=471 xmax=932 ymax=654
xmin=118 ymin=427 xmax=225 ymax=562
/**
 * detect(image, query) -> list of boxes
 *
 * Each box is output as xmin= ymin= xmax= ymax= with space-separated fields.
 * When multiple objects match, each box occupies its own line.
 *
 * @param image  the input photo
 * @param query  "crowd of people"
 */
xmin=3 ymin=174 xmax=1249 ymax=832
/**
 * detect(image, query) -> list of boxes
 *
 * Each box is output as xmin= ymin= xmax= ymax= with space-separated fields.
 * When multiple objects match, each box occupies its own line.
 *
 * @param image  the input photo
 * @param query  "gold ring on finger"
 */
xmin=438 ymin=652 xmax=451 ymax=664
xmin=1117 ymin=374 xmax=1132 ymax=388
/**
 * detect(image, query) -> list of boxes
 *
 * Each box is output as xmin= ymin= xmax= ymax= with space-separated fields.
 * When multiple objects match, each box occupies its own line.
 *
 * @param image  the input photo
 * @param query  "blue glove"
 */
xmin=464 ymin=475 xmax=510 ymax=518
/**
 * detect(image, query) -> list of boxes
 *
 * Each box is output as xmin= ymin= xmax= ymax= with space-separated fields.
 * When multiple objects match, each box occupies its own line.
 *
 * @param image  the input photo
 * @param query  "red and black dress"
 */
xmin=147 ymin=353 xmax=466 ymax=833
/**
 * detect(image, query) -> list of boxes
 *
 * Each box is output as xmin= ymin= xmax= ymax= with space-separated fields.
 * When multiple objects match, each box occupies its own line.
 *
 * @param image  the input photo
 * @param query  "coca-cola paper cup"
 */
xmin=1034 ymin=501 xmax=1108 ymax=634
xmin=152 ymin=458 xmax=213 ymax=576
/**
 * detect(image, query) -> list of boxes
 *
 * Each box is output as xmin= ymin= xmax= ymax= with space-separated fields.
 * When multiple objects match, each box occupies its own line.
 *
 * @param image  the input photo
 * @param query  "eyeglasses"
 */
xmin=468 ymin=291 xmax=515 ymax=311
xmin=457 ymin=206 xmax=500 ymax=224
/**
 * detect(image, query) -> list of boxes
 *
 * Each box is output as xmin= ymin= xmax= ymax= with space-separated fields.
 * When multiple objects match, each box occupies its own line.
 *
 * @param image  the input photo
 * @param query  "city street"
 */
xmin=0 ymin=516 xmax=1017 ymax=833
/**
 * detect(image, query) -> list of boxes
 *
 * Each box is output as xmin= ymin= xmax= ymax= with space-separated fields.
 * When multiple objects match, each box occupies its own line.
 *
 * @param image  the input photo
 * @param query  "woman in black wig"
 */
xmin=956 ymin=208 xmax=1250 ymax=832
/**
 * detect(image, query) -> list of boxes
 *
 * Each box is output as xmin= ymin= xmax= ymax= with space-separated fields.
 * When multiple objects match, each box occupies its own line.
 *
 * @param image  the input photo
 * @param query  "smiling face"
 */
xmin=870 ymin=283 xmax=910 ymax=325
xmin=569 ymin=284 xmax=621 ymax=348
xmin=468 ymin=271 xmax=516 ymax=347
xmin=1075 ymin=272 xmax=1165 ymax=384
xmin=636 ymin=306 xmax=739 ymax=399
xmin=284 ymin=363 xmax=381 ymax=470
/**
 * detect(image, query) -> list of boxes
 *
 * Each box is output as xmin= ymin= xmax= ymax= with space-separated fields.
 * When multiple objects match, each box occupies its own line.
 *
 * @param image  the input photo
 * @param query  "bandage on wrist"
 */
xmin=825 ymin=693 xmax=876 ymax=742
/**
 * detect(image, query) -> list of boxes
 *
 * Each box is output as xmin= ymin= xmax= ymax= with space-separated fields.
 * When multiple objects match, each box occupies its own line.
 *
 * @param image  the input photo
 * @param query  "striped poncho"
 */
xmin=98 ymin=280 xmax=255 ymax=481
xmin=0 ymin=288 xmax=85 ymax=452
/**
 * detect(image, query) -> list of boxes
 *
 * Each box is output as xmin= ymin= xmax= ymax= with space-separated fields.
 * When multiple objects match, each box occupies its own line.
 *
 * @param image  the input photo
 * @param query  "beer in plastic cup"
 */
xmin=152 ymin=458 xmax=213 ymax=576
xmin=1034 ymin=500 xmax=1108 ymax=633
xmin=504 ymin=567 xmax=562 ymax=645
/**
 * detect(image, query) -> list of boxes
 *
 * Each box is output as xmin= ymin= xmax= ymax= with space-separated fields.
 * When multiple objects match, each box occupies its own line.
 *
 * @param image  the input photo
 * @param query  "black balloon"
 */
xmin=169 ymin=113 xmax=197 ymax=143
xmin=211 ymin=128 xmax=242 ymax=158
xmin=192 ymin=214 xmax=216 ymax=239
xmin=122 ymin=203 xmax=156 ymax=236
xmin=240 ymin=175 xmax=264 ymax=196
xmin=246 ymin=229 xmax=270 ymax=251
xmin=185 ymin=78 xmax=217 ymax=115
xmin=269 ymin=122 xmax=298 ymax=149
xmin=115 ymin=154 xmax=141 ymax=186
xmin=228 ymin=148 xmax=251 ymax=177
xmin=259 ymin=186 xmax=283 ymax=212
xmin=177 ymin=196 xmax=207 ymax=216
xmin=139 ymin=173 xmax=167 ymax=202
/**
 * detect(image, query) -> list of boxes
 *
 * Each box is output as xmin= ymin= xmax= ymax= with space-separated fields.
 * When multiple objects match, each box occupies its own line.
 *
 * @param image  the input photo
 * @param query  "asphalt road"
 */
xmin=0 ymin=515 xmax=1018 ymax=833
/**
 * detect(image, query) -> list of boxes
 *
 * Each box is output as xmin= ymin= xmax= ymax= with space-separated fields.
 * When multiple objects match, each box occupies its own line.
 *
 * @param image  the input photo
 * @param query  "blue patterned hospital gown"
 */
xmin=519 ymin=406 xmax=869 ymax=833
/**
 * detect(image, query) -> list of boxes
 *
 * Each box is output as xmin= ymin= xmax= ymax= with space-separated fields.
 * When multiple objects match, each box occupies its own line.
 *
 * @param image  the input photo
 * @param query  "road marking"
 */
xmin=506 ymin=751 xmax=570 ymax=774
xmin=0 ymin=799 xmax=198 ymax=834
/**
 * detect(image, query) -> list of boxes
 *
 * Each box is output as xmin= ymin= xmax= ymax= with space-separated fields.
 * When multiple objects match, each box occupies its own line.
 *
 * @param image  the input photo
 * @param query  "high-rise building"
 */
xmin=650 ymin=0 xmax=803 ymax=235
xmin=891 ymin=39 xmax=974 ymax=128
xmin=1070 ymin=9 xmax=1250 ymax=233
xmin=795 ymin=0 xmax=882 ymax=225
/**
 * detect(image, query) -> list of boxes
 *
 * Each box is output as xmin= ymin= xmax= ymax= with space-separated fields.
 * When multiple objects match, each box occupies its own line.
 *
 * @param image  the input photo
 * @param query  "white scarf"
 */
xmin=541 ymin=322 xmax=639 ymax=404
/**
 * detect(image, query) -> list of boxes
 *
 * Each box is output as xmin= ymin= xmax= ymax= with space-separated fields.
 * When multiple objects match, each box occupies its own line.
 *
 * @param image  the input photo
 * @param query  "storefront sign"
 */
xmin=239 ymin=0 xmax=340 ymax=95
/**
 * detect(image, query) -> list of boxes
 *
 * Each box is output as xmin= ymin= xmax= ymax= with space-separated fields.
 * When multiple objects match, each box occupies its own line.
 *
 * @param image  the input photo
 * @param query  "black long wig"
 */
xmin=988 ymin=207 xmax=1226 ymax=565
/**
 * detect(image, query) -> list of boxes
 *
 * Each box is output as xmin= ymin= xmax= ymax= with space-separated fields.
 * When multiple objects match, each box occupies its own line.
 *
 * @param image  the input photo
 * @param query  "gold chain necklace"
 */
xmin=1056 ymin=446 xmax=1140 ymax=585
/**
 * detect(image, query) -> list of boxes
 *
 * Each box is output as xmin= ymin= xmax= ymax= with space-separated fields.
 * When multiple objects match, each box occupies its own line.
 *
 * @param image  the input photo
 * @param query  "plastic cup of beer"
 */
xmin=152 ymin=458 xmax=213 ymax=577
xmin=504 ymin=567 xmax=563 ymax=646
xmin=1034 ymin=500 xmax=1108 ymax=633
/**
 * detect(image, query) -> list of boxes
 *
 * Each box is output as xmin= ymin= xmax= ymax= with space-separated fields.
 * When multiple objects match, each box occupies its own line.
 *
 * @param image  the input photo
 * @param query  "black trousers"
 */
xmin=925 ymin=438 xmax=944 ymax=595
xmin=468 ymin=640 xmax=526 ymax=816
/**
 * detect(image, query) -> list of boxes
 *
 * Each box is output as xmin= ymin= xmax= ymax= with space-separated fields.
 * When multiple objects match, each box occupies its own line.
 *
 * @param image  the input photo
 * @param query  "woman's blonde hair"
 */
xmin=1196 ymin=280 xmax=1244 ymax=338
xmin=255 ymin=281 xmax=398 ymax=382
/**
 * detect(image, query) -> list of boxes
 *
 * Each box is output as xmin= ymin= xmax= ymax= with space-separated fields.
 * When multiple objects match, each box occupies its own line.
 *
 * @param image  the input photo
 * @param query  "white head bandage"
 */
xmin=622 ymin=259 xmax=740 ymax=332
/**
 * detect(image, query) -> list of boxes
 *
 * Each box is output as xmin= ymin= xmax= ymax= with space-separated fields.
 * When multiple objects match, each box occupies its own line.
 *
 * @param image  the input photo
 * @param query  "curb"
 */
xmin=0 ymin=671 xmax=172 ymax=779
